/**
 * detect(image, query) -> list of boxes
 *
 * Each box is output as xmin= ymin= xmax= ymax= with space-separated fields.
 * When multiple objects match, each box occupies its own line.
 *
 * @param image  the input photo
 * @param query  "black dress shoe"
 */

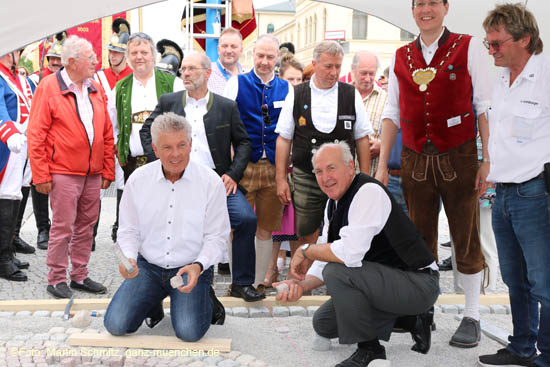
xmin=217 ymin=263 xmax=231 ymax=275
xmin=111 ymin=224 xmax=118 ymax=243
xmin=410 ymin=311 xmax=432 ymax=354
xmin=145 ymin=303 xmax=165 ymax=328
xmin=46 ymin=282 xmax=72 ymax=298
xmin=230 ymin=284 xmax=265 ymax=302
xmin=13 ymin=256 xmax=29 ymax=269
xmin=13 ymin=236 xmax=36 ymax=254
xmin=70 ymin=277 xmax=107 ymax=294
xmin=438 ymin=256 xmax=453 ymax=271
xmin=91 ymin=238 xmax=96 ymax=252
xmin=335 ymin=346 xmax=386 ymax=367
xmin=0 ymin=261 xmax=28 ymax=282
xmin=36 ymin=229 xmax=49 ymax=250
xmin=210 ymin=286 xmax=225 ymax=325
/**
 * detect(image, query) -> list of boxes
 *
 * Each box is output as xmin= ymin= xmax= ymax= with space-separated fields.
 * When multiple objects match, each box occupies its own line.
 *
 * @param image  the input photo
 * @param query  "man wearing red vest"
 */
xmin=375 ymin=0 xmax=492 ymax=348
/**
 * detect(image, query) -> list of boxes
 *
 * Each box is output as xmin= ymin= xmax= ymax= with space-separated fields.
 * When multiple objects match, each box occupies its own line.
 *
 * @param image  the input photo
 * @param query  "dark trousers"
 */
xmin=0 ymin=199 xmax=20 ymax=274
xmin=401 ymin=140 xmax=485 ymax=274
xmin=313 ymin=262 xmax=439 ymax=344
xmin=31 ymin=185 xmax=50 ymax=231
xmin=14 ymin=186 xmax=30 ymax=236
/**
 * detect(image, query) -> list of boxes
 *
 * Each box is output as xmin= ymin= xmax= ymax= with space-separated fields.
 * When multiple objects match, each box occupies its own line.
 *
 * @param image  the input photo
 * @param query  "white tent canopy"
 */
xmin=0 ymin=0 xmax=547 ymax=56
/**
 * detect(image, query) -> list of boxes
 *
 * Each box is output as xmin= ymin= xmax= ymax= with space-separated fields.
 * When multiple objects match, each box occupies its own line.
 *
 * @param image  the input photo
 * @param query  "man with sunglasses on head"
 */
xmin=275 ymin=41 xmax=372 ymax=258
xmin=224 ymin=34 xmax=289 ymax=300
xmin=375 ymin=0 xmax=492 ymax=348
xmin=479 ymin=4 xmax=550 ymax=367
xmin=108 ymin=32 xmax=184 ymax=184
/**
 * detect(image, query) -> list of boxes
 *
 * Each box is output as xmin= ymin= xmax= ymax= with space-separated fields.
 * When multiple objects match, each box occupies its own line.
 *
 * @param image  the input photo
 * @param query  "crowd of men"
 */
xmin=0 ymin=1 xmax=548 ymax=366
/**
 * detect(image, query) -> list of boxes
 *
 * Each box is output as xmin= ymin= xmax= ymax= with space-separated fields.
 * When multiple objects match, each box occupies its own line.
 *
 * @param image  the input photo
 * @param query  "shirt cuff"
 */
xmin=330 ymin=240 xmax=363 ymax=268
xmin=306 ymin=260 xmax=327 ymax=282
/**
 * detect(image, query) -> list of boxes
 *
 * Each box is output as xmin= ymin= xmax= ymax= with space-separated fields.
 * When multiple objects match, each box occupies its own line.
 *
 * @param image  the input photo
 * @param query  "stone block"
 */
xmin=440 ymin=304 xmax=459 ymax=314
xmin=15 ymin=311 xmax=32 ymax=317
xmin=272 ymin=306 xmax=289 ymax=317
xmin=479 ymin=305 xmax=491 ymax=315
xmin=33 ymin=311 xmax=51 ymax=317
xmin=48 ymin=327 xmax=66 ymax=335
xmin=307 ymin=306 xmax=319 ymax=317
xmin=249 ymin=360 xmax=268 ymax=367
xmin=248 ymin=306 xmax=270 ymax=318
xmin=0 ymin=312 xmax=14 ymax=317
xmin=231 ymin=307 xmax=249 ymax=318
xmin=288 ymin=306 xmax=307 ymax=316
xmin=203 ymin=356 xmax=223 ymax=365
xmin=13 ymin=334 xmax=32 ymax=341
xmin=490 ymin=305 xmax=507 ymax=315
xmin=235 ymin=354 xmax=256 ymax=365
xmin=50 ymin=333 xmax=68 ymax=342
xmin=457 ymin=304 xmax=465 ymax=314
xmin=217 ymin=360 xmax=240 ymax=367
xmin=65 ymin=328 xmax=83 ymax=335
xmin=51 ymin=311 xmax=65 ymax=318
xmin=222 ymin=351 xmax=242 ymax=361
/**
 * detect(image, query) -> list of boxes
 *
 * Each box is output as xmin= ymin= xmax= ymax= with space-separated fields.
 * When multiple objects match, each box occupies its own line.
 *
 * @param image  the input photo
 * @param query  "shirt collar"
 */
xmin=187 ymin=91 xmax=210 ymax=106
xmin=309 ymin=75 xmax=338 ymax=94
xmin=419 ymin=27 xmax=446 ymax=51
xmin=133 ymin=71 xmax=155 ymax=87
xmin=253 ymin=68 xmax=275 ymax=84
xmin=497 ymin=53 xmax=540 ymax=85
xmin=60 ymin=68 xmax=92 ymax=91
xmin=154 ymin=159 xmax=194 ymax=183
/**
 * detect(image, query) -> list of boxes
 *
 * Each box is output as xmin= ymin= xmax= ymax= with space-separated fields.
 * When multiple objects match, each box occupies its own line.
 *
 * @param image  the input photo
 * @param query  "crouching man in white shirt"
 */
xmin=104 ymin=112 xmax=230 ymax=341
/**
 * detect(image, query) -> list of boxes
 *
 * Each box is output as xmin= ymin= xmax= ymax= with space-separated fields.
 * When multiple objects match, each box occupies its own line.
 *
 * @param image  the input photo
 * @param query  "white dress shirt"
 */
xmin=60 ymin=68 xmax=94 ymax=145
xmin=275 ymin=76 xmax=373 ymax=140
xmin=108 ymin=74 xmax=184 ymax=156
xmin=185 ymin=92 xmax=216 ymax=169
xmin=117 ymin=159 xmax=230 ymax=270
xmin=307 ymin=183 xmax=437 ymax=281
xmin=382 ymin=28 xmax=492 ymax=126
xmin=486 ymin=53 xmax=550 ymax=183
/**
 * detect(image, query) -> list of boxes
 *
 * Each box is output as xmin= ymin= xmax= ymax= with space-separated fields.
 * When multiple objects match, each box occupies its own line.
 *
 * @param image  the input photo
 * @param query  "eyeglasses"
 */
xmin=77 ymin=54 xmax=97 ymax=63
xmin=413 ymin=1 xmax=443 ymax=8
xmin=180 ymin=66 xmax=208 ymax=73
xmin=483 ymin=37 xmax=514 ymax=51
xmin=261 ymin=85 xmax=271 ymax=126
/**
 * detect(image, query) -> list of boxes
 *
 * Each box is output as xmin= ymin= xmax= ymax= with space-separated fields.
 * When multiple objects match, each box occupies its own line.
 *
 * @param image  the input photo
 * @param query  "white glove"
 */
xmin=6 ymin=133 xmax=26 ymax=153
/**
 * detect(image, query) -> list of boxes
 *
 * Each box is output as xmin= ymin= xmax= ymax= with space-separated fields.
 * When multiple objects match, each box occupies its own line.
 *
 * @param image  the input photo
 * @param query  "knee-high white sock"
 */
xmin=254 ymin=238 xmax=273 ymax=287
xmin=458 ymin=270 xmax=482 ymax=320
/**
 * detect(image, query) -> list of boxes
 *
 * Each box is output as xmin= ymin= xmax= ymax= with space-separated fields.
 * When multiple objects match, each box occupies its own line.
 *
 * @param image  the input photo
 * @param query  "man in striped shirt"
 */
xmin=350 ymin=51 xmax=388 ymax=176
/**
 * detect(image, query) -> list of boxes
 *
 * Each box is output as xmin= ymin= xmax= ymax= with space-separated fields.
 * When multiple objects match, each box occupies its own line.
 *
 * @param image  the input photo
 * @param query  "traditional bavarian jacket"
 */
xmin=394 ymin=29 xmax=476 ymax=153
xmin=0 ymin=64 xmax=34 ymax=183
xmin=93 ymin=65 xmax=133 ymax=94
xmin=115 ymin=69 xmax=175 ymax=165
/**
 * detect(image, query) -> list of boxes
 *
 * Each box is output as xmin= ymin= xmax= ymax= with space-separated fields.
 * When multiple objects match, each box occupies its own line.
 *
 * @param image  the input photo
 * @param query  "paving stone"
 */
xmin=271 ymin=307 xmax=289 ymax=317
xmin=504 ymin=305 xmax=511 ymax=314
xmin=288 ymin=306 xmax=307 ymax=317
xmin=434 ymin=305 xmax=441 ymax=313
xmin=440 ymin=304 xmax=459 ymax=314
xmin=231 ymin=307 xmax=249 ymax=318
xmin=33 ymin=311 xmax=51 ymax=317
xmin=306 ymin=306 xmax=319 ymax=317
xmin=15 ymin=311 xmax=32 ymax=317
xmin=36 ymin=363 xmax=48 ymax=367
xmin=82 ymin=328 xmax=100 ymax=334
xmin=203 ymin=355 xmax=223 ymax=365
xmin=13 ymin=334 xmax=33 ymax=341
xmin=249 ymin=361 xmax=267 ymax=367
xmin=222 ymin=351 xmax=242 ymax=361
xmin=52 ymin=311 xmax=65 ymax=318
xmin=479 ymin=305 xmax=491 ymax=314
xmin=224 ymin=308 xmax=233 ymax=317
xmin=50 ymin=333 xmax=68 ymax=342
xmin=48 ymin=327 xmax=66 ymax=335
xmin=248 ymin=306 xmax=270 ymax=318
xmin=490 ymin=305 xmax=507 ymax=314
xmin=65 ymin=328 xmax=83 ymax=335
xmin=457 ymin=304 xmax=465 ymax=314
xmin=30 ymin=333 xmax=50 ymax=341
xmin=218 ymin=360 xmax=241 ymax=367
xmin=61 ymin=357 xmax=77 ymax=367
xmin=187 ymin=361 xmax=206 ymax=367
xmin=6 ymin=340 xmax=25 ymax=348
xmin=235 ymin=354 xmax=256 ymax=365
xmin=0 ymin=312 xmax=15 ymax=317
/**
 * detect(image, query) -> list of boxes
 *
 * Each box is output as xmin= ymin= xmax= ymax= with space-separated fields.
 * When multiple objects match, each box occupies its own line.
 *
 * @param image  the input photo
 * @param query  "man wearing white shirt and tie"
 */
xmin=104 ymin=112 xmax=230 ymax=341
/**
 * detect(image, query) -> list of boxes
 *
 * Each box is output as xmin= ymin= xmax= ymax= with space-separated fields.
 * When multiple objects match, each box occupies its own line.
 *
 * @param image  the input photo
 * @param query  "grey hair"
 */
xmin=256 ymin=34 xmax=280 ymax=48
xmin=312 ymin=41 xmax=344 ymax=62
xmin=151 ymin=112 xmax=192 ymax=144
xmin=312 ymin=141 xmax=354 ymax=168
xmin=351 ymin=50 xmax=380 ymax=70
xmin=61 ymin=35 xmax=93 ymax=66
xmin=127 ymin=32 xmax=157 ymax=60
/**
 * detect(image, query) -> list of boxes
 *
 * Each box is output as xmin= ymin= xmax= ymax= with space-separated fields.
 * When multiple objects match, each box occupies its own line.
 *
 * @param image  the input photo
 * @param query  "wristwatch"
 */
xmin=301 ymin=243 xmax=311 ymax=260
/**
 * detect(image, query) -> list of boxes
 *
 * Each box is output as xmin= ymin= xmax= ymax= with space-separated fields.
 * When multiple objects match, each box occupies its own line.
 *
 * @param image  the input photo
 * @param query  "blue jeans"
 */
xmin=492 ymin=176 xmax=550 ymax=366
xmin=227 ymin=190 xmax=257 ymax=285
xmin=387 ymin=174 xmax=409 ymax=217
xmin=104 ymin=255 xmax=213 ymax=342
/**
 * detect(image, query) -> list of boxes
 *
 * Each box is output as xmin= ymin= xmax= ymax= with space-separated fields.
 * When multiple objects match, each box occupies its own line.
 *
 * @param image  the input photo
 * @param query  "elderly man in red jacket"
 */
xmin=28 ymin=35 xmax=115 ymax=299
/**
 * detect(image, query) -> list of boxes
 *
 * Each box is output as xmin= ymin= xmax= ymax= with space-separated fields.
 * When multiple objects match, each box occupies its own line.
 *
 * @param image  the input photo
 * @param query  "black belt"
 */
xmin=499 ymin=172 xmax=544 ymax=188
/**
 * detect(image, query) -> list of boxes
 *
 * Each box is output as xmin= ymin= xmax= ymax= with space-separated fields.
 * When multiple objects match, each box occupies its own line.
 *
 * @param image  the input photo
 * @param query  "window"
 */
xmin=400 ymin=29 xmax=416 ymax=41
xmin=267 ymin=23 xmax=275 ymax=33
xmin=352 ymin=10 xmax=368 ymax=39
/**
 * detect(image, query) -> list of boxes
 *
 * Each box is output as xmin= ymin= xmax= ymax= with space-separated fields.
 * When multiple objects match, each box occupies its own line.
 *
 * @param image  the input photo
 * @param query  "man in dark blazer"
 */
xmin=141 ymin=52 xmax=265 ymax=302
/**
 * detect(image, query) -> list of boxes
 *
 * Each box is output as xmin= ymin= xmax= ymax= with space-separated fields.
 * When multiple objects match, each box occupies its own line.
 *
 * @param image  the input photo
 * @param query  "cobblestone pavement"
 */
xmin=1 ymin=197 xmax=507 ymax=301
xmin=0 ymin=196 xmax=512 ymax=367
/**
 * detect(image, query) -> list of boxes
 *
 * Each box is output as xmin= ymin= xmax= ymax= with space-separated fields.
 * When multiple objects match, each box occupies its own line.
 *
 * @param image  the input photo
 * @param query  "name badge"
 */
xmin=273 ymin=100 xmax=284 ymax=109
xmin=447 ymin=115 xmax=461 ymax=128
xmin=344 ymin=121 xmax=352 ymax=130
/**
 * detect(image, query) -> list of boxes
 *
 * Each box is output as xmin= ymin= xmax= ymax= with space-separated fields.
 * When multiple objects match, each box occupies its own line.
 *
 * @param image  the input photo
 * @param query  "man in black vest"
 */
xmin=275 ymin=41 xmax=372 ymax=251
xmin=276 ymin=142 xmax=439 ymax=367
